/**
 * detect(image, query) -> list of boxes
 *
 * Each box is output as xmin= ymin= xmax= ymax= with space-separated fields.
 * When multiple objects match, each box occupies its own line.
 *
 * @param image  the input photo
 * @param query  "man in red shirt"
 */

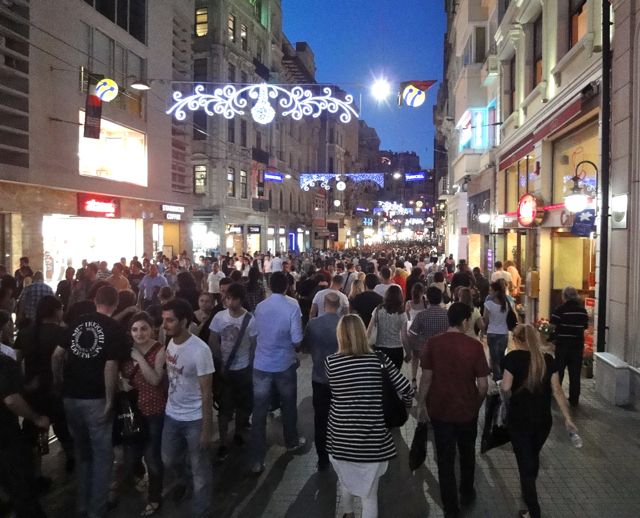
xmin=417 ymin=302 xmax=490 ymax=518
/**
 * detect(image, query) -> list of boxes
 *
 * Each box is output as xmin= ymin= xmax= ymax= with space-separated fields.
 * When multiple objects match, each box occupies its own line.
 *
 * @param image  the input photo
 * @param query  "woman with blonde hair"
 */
xmin=500 ymin=324 xmax=578 ymax=518
xmin=347 ymin=278 xmax=365 ymax=302
xmin=325 ymin=314 xmax=414 ymax=518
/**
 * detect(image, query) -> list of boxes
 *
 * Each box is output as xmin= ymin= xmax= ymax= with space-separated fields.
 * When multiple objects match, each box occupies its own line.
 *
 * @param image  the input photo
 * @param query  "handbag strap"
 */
xmin=222 ymin=312 xmax=252 ymax=375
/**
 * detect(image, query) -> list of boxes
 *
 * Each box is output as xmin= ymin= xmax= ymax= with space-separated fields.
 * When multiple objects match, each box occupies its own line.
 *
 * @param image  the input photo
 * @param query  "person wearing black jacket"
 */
xmin=550 ymin=286 xmax=589 ymax=407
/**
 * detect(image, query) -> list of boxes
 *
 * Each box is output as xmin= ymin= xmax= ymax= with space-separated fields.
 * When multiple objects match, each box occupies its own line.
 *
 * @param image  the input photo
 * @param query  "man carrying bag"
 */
xmin=208 ymin=284 xmax=257 ymax=461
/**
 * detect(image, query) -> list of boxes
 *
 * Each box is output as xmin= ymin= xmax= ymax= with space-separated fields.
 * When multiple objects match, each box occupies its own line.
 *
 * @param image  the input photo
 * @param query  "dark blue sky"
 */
xmin=282 ymin=0 xmax=446 ymax=168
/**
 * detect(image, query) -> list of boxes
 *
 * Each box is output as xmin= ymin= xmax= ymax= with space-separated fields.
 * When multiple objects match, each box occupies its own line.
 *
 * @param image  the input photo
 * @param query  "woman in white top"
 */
xmin=367 ymin=285 xmax=408 ymax=370
xmin=483 ymin=281 xmax=510 ymax=380
xmin=405 ymin=282 xmax=426 ymax=322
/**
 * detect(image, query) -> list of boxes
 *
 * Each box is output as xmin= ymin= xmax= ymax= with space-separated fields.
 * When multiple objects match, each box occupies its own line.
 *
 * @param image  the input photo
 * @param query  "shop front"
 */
xmin=225 ymin=225 xmax=244 ymax=256
xmin=246 ymin=225 xmax=262 ymax=255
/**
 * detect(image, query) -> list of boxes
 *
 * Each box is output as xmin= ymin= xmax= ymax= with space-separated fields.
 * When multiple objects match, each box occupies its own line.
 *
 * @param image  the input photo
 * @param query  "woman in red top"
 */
xmin=121 ymin=312 xmax=167 ymax=516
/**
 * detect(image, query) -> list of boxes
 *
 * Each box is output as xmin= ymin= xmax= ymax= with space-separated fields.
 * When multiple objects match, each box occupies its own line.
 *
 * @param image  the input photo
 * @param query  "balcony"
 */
xmin=253 ymin=58 xmax=270 ymax=81
xmin=451 ymin=149 xmax=482 ymax=185
xmin=252 ymin=147 xmax=269 ymax=164
xmin=481 ymin=54 xmax=499 ymax=86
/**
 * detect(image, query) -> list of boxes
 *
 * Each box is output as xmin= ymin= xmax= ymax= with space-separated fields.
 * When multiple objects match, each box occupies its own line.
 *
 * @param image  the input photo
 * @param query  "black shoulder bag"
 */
xmin=375 ymin=351 xmax=408 ymax=429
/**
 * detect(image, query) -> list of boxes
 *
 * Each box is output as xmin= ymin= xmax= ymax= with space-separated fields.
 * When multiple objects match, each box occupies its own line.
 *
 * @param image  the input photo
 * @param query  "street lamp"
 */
xmin=477 ymin=199 xmax=491 ymax=224
xmin=393 ymin=172 xmax=402 ymax=180
xmin=371 ymin=78 xmax=391 ymax=102
xmin=564 ymin=160 xmax=597 ymax=213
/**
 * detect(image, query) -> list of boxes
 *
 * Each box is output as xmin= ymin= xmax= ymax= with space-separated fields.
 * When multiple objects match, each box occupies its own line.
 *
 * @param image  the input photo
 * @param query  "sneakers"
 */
xmin=286 ymin=437 xmax=307 ymax=453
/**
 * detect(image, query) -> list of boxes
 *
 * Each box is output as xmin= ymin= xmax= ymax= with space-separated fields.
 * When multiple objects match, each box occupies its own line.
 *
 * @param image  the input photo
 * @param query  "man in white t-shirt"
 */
xmin=490 ymin=261 xmax=513 ymax=291
xmin=208 ymin=283 xmax=257 ymax=460
xmin=374 ymin=266 xmax=401 ymax=298
xmin=309 ymin=275 xmax=349 ymax=319
xmin=270 ymin=251 xmax=283 ymax=272
xmin=161 ymin=298 xmax=214 ymax=518
xmin=207 ymin=262 xmax=226 ymax=304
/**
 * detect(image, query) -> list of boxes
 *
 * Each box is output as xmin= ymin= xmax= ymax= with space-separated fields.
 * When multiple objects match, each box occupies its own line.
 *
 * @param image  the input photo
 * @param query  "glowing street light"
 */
xmin=393 ymin=172 xmax=402 ymax=180
xmin=371 ymin=78 xmax=391 ymax=102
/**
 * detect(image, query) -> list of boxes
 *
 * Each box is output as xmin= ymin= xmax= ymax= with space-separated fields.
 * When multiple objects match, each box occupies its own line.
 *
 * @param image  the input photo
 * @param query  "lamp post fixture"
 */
xmin=564 ymin=160 xmax=598 ymax=213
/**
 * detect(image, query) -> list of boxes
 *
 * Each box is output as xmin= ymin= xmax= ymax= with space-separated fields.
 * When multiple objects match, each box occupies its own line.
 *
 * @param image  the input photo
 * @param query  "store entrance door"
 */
xmin=550 ymin=232 xmax=596 ymax=310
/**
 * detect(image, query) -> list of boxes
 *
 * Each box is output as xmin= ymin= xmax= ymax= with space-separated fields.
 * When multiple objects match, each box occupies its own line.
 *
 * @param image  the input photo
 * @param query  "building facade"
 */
xmin=0 ymin=0 xmax=197 ymax=282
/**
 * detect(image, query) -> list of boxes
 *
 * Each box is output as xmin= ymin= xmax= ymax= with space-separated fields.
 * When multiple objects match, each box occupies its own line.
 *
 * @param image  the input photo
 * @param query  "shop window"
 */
xmin=194 ymin=165 xmax=207 ymax=194
xmin=228 ymin=118 xmax=235 ymax=143
xmin=240 ymin=169 xmax=248 ymax=198
xmin=569 ymin=0 xmax=588 ymax=49
xmin=227 ymin=167 xmax=236 ymax=197
xmin=228 ymin=62 xmax=236 ymax=83
xmin=240 ymin=120 xmax=247 ymax=147
xmin=532 ymin=15 xmax=543 ymax=90
xmin=227 ymin=14 xmax=236 ymax=42
xmin=193 ymin=111 xmax=206 ymax=140
xmin=552 ymin=123 xmax=599 ymax=204
xmin=241 ymin=24 xmax=248 ymax=51
xmin=195 ymin=7 xmax=208 ymax=37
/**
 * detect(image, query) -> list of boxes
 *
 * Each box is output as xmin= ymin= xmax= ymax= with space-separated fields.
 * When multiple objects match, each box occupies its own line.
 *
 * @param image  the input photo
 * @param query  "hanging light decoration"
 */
xmin=336 ymin=180 xmax=346 ymax=191
xmin=564 ymin=174 xmax=589 ymax=213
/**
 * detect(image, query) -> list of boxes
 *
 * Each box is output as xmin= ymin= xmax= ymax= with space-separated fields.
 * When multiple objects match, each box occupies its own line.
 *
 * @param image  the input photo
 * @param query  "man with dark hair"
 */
xmin=409 ymin=287 xmax=449 ymax=349
xmin=472 ymin=267 xmax=490 ymax=304
xmin=16 ymin=271 xmax=54 ymax=329
xmin=52 ymin=285 xmax=129 ymax=518
xmin=68 ymin=262 xmax=98 ymax=306
xmin=309 ymin=275 xmax=349 ymax=319
xmin=209 ymin=282 xmax=257 ymax=460
xmin=138 ymin=264 xmax=169 ymax=310
xmin=350 ymin=273 xmax=383 ymax=327
xmin=250 ymin=271 xmax=305 ymax=474
xmin=417 ymin=302 xmax=490 ymax=518
xmin=374 ymin=266 xmax=400 ymax=298
xmin=301 ymin=291 xmax=340 ymax=471
xmin=161 ymin=297 xmax=214 ymax=518
xmin=13 ymin=256 xmax=33 ymax=298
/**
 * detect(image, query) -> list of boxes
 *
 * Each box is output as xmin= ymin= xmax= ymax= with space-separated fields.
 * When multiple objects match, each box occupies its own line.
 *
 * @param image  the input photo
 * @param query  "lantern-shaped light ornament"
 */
xmin=336 ymin=181 xmax=346 ymax=191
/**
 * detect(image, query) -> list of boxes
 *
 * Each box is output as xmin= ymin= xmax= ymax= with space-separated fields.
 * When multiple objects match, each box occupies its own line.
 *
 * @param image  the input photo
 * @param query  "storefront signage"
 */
xmin=165 ymin=213 xmax=181 ymax=221
xmin=77 ymin=193 xmax=120 ymax=218
xmin=405 ymin=172 xmax=425 ymax=182
xmin=267 ymin=226 xmax=275 ymax=236
xmin=264 ymin=172 xmax=283 ymax=183
xmin=517 ymin=194 xmax=544 ymax=227
xmin=571 ymin=209 xmax=596 ymax=237
xmin=248 ymin=225 xmax=261 ymax=234
xmin=161 ymin=204 xmax=185 ymax=213
xmin=226 ymin=225 xmax=243 ymax=234
xmin=278 ymin=227 xmax=286 ymax=235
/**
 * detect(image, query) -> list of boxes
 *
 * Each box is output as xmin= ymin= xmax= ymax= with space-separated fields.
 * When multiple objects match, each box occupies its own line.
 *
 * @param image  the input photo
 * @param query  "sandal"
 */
xmin=135 ymin=476 xmax=148 ymax=493
xmin=140 ymin=502 xmax=161 ymax=516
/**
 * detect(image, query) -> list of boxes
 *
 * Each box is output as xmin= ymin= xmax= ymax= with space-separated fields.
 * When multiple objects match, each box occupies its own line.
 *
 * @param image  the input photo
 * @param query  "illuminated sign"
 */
xmin=161 ymin=204 xmax=185 ymax=213
xmin=77 ymin=193 xmax=121 ymax=218
xmin=267 ymin=226 xmax=276 ymax=236
xmin=517 ymin=194 xmax=544 ymax=227
xmin=362 ymin=217 xmax=374 ymax=226
xmin=405 ymin=172 xmax=425 ymax=182
xmin=278 ymin=227 xmax=286 ymax=235
xmin=355 ymin=207 xmax=368 ymax=212
xmin=95 ymin=78 xmax=119 ymax=102
xmin=457 ymin=107 xmax=488 ymax=151
xmin=226 ymin=225 xmax=243 ymax=234
xmin=165 ymin=213 xmax=181 ymax=221
xmin=264 ymin=172 xmax=283 ymax=183
xmin=248 ymin=225 xmax=261 ymax=234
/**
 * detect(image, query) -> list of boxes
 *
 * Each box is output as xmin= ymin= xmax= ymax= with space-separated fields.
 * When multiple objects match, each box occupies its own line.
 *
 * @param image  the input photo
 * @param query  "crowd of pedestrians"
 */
xmin=0 ymin=245 xmax=589 ymax=518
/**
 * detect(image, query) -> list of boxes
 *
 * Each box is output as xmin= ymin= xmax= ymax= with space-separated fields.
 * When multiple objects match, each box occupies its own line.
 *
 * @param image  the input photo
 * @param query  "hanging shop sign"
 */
xmin=517 ymin=194 xmax=544 ymax=227
xmin=83 ymin=75 xmax=103 ymax=139
xmin=95 ymin=78 xmax=119 ymax=102
xmin=165 ymin=213 xmax=181 ymax=221
xmin=405 ymin=172 xmax=426 ymax=182
xmin=248 ymin=225 xmax=261 ymax=234
xmin=161 ymin=204 xmax=185 ymax=213
xmin=264 ymin=172 xmax=283 ymax=183
xmin=77 ymin=193 xmax=121 ymax=218
xmin=167 ymin=83 xmax=358 ymax=126
xmin=571 ymin=209 xmax=596 ymax=237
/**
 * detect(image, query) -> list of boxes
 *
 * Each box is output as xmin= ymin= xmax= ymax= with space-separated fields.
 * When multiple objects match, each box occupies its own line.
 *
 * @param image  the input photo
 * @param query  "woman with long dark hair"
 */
xmin=117 ymin=312 xmax=167 ymax=516
xmin=367 ymin=284 xmax=408 ymax=370
xmin=500 ymin=324 xmax=578 ymax=518
xmin=483 ymin=281 xmax=510 ymax=380
xmin=175 ymin=271 xmax=200 ymax=311
xmin=14 ymin=295 xmax=75 ymax=475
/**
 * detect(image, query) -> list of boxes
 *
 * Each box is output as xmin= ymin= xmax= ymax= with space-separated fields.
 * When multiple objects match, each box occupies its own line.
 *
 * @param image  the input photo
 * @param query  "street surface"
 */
xmin=40 ymin=356 xmax=640 ymax=518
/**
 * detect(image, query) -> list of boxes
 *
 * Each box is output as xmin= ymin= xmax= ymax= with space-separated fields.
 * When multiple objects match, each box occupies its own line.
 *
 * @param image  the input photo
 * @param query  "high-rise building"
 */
xmin=0 ymin=0 xmax=197 ymax=279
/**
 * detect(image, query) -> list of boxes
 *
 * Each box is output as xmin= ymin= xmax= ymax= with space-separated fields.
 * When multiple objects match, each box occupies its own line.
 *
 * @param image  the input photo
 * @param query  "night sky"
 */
xmin=282 ymin=0 xmax=446 ymax=169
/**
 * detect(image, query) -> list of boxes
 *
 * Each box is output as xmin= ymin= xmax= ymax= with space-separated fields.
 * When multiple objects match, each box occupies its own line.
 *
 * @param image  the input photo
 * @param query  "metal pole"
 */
xmin=597 ymin=0 xmax=611 ymax=353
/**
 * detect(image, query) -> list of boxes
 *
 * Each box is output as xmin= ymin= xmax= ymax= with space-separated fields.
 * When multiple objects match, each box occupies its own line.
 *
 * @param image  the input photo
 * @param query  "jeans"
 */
xmin=432 ymin=418 xmax=478 ymax=515
xmin=509 ymin=421 xmax=552 ymax=518
xmin=0 ymin=433 xmax=46 ymax=518
xmin=161 ymin=416 xmax=212 ymax=518
xmin=487 ymin=333 xmax=509 ymax=380
xmin=123 ymin=414 xmax=164 ymax=503
xmin=251 ymin=364 xmax=300 ymax=465
xmin=218 ymin=367 xmax=253 ymax=444
xmin=374 ymin=346 xmax=404 ymax=371
xmin=312 ymin=381 xmax=331 ymax=464
xmin=555 ymin=343 xmax=583 ymax=405
xmin=64 ymin=398 xmax=114 ymax=518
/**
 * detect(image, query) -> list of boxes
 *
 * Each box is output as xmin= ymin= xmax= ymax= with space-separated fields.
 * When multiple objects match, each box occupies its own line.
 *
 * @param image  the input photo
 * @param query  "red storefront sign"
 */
xmin=517 ymin=194 xmax=543 ymax=227
xmin=77 ymin=193 xmax=121 ymax=218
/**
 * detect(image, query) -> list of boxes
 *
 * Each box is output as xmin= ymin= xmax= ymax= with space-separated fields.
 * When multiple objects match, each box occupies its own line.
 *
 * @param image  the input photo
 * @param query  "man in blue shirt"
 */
xmin=137 ymin=264 xmax=168 ymax=309
xmin=250 ymin=272 xmax=305 ymax=474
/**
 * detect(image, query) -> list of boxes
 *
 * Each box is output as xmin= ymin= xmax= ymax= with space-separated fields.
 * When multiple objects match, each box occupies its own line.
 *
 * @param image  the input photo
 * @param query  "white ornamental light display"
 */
xmin=167 ymin=83 xmax=359 ymax=125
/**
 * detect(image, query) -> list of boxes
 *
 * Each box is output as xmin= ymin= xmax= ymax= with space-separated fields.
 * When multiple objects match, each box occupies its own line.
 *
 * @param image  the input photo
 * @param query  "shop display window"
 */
xmin=552 ymin=123 xmax=598 ymax=205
